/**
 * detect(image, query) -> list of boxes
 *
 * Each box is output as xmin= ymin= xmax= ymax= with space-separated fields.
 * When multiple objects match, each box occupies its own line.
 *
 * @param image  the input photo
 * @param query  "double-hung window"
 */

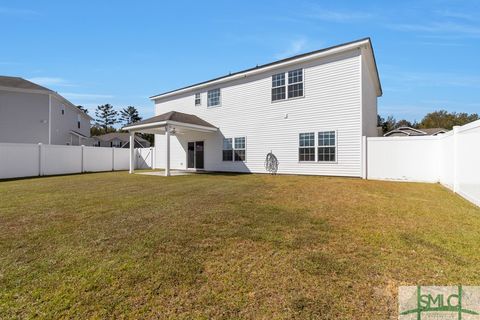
xmin=272 ymin=68 xmax=303 ymax=102
xmin=195 ymin=93 xmax=201 ymax=106
xmin=222 ymin=138 xmax=233 ymax=161
xmin=271 ymin=73 xmax=286 ymax=101
xmin=207 ymin=88 xmax=221 ymax=107
xmin=299 ymin=132 xmax=315 ymax=161
xmin=222 ymin=137 xmax=246 ymax=161
xmin=234 ymin=137 xmax=246 ymax=161
xmin=288 ymin=69 xmax=303 ymax=98
xmin=318 ymin=131 xmax=336 ymax=162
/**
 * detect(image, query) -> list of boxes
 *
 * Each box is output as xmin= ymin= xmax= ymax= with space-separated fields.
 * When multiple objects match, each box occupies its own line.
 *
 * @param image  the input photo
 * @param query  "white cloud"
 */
xmin=306 ymin=9 xmax=373 ymax=23
xmin=274 ymin=38 xmax=309 ymax=59
xmin=0 ymin=7 xmax=39 ymax=16
xmin=27 ymin=77 xmax=74 ymax=87
xmin=60 ymin=92 xmax=114 ymax=100
xmin=388 ymin=21 xmax=480 ymax=37
xmin=435 ymin=10 xmax=476 ymax=21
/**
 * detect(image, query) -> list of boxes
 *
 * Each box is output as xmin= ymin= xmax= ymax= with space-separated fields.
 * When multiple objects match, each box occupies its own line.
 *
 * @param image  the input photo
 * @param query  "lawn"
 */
xmin=1 ymin=172 xmax=479 ymax=319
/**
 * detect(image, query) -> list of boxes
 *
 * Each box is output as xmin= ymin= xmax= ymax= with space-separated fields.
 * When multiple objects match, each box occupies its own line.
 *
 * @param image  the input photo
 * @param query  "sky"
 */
xmin=1 ymin=0 xmax=479 ymax=123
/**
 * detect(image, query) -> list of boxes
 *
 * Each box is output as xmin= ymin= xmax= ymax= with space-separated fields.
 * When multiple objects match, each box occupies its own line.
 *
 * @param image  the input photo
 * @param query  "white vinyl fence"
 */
xmin=367 ymin=119 xmax=480 ymax=206
xmin=0 ymin=143 xmax=154 ymax=180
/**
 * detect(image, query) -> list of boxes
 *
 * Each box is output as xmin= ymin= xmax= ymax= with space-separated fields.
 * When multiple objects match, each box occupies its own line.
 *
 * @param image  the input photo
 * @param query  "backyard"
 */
xmin=0 ymin=172 xmax=479 ymax=319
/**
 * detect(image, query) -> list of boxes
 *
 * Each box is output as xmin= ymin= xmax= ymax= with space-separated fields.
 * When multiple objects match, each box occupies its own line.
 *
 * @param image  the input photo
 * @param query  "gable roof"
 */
xmin=150 ymin=37 xmax=382 ymax=100
xmin=123 ymin=111 xmax=216 ymax=130
xmin=0 ymin=75 xmax=93 ymax=121
xmin=0 ymin=76 xmax=53 ymax=92
xmin=93 ymin=132 xmax=149 ymax=143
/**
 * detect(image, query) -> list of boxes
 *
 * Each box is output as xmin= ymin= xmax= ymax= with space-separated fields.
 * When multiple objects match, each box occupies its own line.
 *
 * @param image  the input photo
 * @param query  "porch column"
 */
xmin=165 ymin=125 xmax=170 ymax=176
xmin=129 ymin=131 xmax=135 ymax=174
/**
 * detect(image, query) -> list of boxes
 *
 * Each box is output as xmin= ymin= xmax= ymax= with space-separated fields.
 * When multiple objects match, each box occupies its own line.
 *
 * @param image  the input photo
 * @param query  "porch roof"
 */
xmin=122 ymin=111 xmax=217 ymax=133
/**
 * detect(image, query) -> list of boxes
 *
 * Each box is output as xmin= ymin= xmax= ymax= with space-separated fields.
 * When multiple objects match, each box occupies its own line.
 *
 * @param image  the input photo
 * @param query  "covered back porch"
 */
xmin=123 ymin=111 xmax=217 ymax=176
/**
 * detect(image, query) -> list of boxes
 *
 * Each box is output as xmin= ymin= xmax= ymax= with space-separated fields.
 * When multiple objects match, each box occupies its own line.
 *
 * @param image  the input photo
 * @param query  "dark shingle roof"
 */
xmin=93 ymin=132 xmax=149 ymax=143
xmin=123 ymin=111 xmax=216 ymax=129
xmin=0 ymin=76 xmax=53 ymax=92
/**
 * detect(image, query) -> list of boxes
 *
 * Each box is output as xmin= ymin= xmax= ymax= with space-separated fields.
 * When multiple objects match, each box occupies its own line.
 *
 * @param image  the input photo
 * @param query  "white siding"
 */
xmin=50 ymin=95 xmax=91 ymax=145
xmin=361 ymin=55 xmax=379 ymax=137
xmin=154 ymin=49 xmax=368 ymax=177
xmin=0 ymin=89 xmax=49 ymax=143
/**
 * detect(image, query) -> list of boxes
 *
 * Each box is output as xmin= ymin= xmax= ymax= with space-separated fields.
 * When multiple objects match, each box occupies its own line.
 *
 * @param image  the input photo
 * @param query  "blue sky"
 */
xmin=1 ymin=0 xmax=479 ymax=122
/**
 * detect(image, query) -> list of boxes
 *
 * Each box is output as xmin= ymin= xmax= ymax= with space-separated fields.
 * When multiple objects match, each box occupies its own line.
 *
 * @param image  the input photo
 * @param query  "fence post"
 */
xmin=81 ymin=145 xmax=84 ymax=173
xmin=150 ymin=147 xmax=154 ymax=169
xmin=112 ymin=147 xmax=115 ymax=171
xmin=38 ymin=143 xmax=43 ymax=176
xmin=361 ymin=136 xmax=367 ymax=179
xmin=452 ymin=126 xmax=460 ymax=193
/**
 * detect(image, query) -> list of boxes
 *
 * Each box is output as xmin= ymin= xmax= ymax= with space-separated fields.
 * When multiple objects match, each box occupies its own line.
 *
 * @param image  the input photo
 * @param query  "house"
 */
xmin=124 ymin=38 xmax=382 ymax=177
xmin=0 ymin=76 xmax=92 ymax=145
xmin=91 ymin=132 xmax=151 ymax=148
xmin=384 ymin=127 xmax=448 ymax=137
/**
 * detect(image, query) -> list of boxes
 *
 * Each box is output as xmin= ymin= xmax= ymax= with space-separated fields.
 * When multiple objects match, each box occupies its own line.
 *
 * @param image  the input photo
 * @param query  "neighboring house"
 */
xmin=92 ymin=132 xmax=150 ymax=148
xmin=0 ymin=76 xmax=92 ymax=145
xmin=384 ymin=127 xmax=448 ymax=137
xmin=124 ymin=38 xmax=382 ymax=177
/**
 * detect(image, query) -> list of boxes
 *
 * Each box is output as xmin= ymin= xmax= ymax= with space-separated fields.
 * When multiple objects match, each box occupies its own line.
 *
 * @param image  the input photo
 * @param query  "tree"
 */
xmin=381 ymin=115 xmax=397 ymax=134
xmin=395 ymin=119 xmax=413 ymax=128
xmin=419 ymin=110 xmax=479 ymax=130
xmin=95 ymin=104 xmax=118 ymax=133
xmin=77 ymin=105 xmax=89 ymax=114
xmin=120 ymin=106 xmax=142 ymax=126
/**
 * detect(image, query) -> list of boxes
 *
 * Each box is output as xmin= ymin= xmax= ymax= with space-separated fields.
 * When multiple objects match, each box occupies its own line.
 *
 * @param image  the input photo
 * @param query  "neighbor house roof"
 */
xmin=122 ymin=111 xmax=216 ymax=130
xmin=93 ymin=132 xmax=149 ymax=143
xmin=150 ymin=37 xmax=382 ymax=100
xmin=384 ymin=127 xmax=448 ymax=137
xmin=0 ymin=76 xmax=53 ymax=92
xmin=0 ymin=75 xmax=93 ymax=121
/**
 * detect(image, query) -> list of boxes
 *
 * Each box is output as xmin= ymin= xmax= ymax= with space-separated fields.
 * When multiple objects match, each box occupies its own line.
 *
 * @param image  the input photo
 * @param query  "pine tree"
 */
xmin=120 ymin=106 xmax=142 ymax=125
xmin=95 ymin=104 xmax=118 ymax=133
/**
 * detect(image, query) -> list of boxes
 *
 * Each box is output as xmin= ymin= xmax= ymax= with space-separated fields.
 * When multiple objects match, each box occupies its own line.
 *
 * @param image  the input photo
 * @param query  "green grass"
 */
xmin=0 ymin=172 xmax=479 ymax=319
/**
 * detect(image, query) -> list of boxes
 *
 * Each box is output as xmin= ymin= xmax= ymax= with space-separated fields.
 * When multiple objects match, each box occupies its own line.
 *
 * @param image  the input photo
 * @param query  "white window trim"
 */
xmin=207 ymin=88 xmax=221 ymax=108
xmin=195 ymin=93 xmax=201 ymax=106
xmin=222 ymin=136 xmax=247 ymax=162
xmin=297 ymin=130 xmax=338 ymax=164
xmin=317 ymin=130 xmax=338 ymax=163
xmin=222 ymin=138 xmax=233 ymax=162
xmin=298 ymin=132 xmax=315 ymax=162
xmin=271 ymin=68 xmax=305 ymax=103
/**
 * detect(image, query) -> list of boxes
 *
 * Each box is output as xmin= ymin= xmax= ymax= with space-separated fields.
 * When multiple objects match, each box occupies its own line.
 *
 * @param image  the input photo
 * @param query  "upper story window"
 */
xmin=272 ymin=68 xmax=304 ymax=102
xmin=288 ymin=69 xmax=304 ymax=98
xmin=271 ymin=73 xmax=286 ymax=101
xmin=195 ymin=93 xmax=201 ymax=106
xmin=318 ymin=131 xmax=336 ymax=162
xmin=207 ymin=88 xmax=221 ymax=107
xmin=77 ymin=114 xmax=81 ymax=129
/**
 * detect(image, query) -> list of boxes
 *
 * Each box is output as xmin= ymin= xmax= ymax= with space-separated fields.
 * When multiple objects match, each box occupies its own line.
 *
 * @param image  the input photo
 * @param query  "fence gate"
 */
xmin=136 ymin=147 xmax=154 ymax=169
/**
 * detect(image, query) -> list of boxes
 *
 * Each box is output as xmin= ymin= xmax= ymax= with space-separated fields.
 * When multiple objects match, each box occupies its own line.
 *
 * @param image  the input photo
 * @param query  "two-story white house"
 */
xmin=124 ymin=38 xmax=382 ymax=177
xmin=0 ymin=76 xmax=92 ymax=145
